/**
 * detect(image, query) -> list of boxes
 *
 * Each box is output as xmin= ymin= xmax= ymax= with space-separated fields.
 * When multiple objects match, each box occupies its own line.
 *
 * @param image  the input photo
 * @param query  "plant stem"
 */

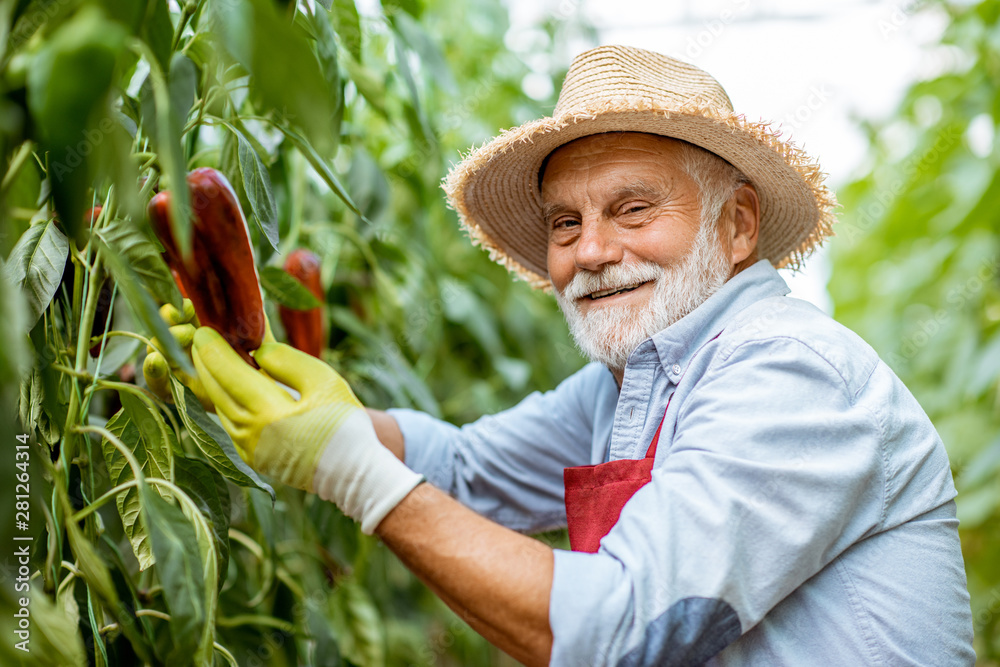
xmin=216 ymin=615 xmax=296 ymax=633
xmin=63 ymin=252 xmax=105 ymax=468
xmin=71 ymin=480 xmax=139 ymax=523
xmin=73 ymin=426 xmax=145 ymax=484
xmin=96 ymin=380 xmax=159 ymax=404
xmin=171 ymin=3 xmax=195 ymax=52
xmin=95 ymin=378 xmax=185 ymax=440
xmin=0 ymin=141 xmax=34 ymax=194
xmin=137 ymin=609 xmax=171 ymax=621
xmin=100 ymin=330 xmax=155 ymax=348
xmin=52 ymin=364 xmax=92 ymax=380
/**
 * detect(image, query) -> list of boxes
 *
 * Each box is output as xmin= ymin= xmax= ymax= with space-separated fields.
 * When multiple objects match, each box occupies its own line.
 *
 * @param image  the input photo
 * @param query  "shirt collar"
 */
xmin=626 ymin=260 xmax=791 ymax=375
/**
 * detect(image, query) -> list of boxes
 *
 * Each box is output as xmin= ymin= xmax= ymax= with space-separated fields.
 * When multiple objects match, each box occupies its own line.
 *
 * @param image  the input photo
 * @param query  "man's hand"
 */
xmin=191 ymin=327 xmax=424 ymax=533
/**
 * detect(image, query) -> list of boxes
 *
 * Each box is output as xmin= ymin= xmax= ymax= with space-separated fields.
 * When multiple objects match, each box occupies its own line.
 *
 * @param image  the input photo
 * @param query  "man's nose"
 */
xmin=574 ymin=219 xmax=623 ymax=272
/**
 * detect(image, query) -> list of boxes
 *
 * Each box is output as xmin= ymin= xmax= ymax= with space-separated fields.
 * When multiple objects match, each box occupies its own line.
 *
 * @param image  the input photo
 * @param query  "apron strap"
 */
xmin=643 ymin=394 xmax=670 ymax=459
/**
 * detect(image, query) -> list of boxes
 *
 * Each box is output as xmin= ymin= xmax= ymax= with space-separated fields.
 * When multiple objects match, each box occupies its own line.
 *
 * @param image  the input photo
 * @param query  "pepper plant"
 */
xmin=0 ymin=0 xmax=588 ymax=664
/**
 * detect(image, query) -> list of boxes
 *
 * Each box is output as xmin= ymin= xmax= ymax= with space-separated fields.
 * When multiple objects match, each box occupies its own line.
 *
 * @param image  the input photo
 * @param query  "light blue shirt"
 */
xmin=390 ymin=260 xmax=975 ymax=666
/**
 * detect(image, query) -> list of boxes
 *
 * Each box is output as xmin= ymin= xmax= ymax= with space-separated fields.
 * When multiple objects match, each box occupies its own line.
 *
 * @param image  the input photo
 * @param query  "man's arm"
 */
xmin=366 ymin=408 xmax=404 ymax=461
xmin=376 ymin=483 xmax=554 ymax=666
xmin=366 ymin=407 xmax=556 ymax=665
xmin=367 ymin=363 xmax=615 ymax=534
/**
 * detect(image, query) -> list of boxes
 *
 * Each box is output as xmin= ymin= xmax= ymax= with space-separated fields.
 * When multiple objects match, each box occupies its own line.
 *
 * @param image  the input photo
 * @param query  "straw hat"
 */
xmin=443 ymin=45 xmax=838 ymax=289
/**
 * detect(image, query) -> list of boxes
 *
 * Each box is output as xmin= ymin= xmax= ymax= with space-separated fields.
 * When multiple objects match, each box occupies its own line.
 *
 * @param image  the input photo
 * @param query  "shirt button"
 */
xmin=671 ymin=364 xmax=682 ymax=375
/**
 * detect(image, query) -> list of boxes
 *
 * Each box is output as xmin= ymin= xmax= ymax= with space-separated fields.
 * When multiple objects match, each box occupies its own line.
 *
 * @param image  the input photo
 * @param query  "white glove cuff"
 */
xmin=312 ymin=410 xmax=425 ymax=534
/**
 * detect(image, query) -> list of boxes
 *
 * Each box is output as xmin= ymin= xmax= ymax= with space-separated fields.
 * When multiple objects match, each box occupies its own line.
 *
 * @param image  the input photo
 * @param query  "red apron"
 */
xmin=563 ymin=400 xmax=669 ymax=553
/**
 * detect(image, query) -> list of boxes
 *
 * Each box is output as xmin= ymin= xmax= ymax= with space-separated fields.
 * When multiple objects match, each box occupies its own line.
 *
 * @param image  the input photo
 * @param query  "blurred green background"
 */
xmin=0 ymin=0 xmax=998 ymax=664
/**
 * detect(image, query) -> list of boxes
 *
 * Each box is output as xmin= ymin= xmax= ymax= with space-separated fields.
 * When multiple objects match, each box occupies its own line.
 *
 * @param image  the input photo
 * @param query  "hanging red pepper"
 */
xmin=147 ymin=168 xmax=265 ymax=365
xmin=278 ymin=249 xmax=325 ymax=358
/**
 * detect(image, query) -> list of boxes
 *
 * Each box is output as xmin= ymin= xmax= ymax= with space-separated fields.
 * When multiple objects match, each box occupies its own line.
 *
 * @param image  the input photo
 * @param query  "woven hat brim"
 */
xmin=443 ymin=97 xmax=839 ymax=290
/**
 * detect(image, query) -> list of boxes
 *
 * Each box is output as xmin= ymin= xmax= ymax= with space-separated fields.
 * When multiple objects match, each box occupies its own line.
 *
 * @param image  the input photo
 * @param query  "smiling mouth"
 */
xmin=586 ymin=281 xmax=650 ymax=300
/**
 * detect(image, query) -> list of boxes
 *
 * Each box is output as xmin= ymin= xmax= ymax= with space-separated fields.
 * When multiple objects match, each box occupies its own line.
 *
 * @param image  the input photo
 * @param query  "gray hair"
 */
xmin=675 ymin=141 xmax=750 ymax=229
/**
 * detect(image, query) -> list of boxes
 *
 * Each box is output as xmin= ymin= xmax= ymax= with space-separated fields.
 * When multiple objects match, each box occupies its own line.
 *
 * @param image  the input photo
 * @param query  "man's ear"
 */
xmin=726 ymin=183 xmax=760 ymax=267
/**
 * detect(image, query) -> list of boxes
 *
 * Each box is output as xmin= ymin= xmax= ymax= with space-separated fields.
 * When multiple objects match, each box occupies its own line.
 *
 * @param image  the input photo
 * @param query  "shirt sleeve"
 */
xmin=388 ymin=362 xmax=612 ymax=533
xmin=549 ymin=338 xmax=886 ymax=666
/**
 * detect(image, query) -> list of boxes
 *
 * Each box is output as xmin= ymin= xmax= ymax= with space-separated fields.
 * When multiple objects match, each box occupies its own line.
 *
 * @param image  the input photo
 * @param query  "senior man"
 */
xmin=182 ymin=46 xmax=974 ymax=665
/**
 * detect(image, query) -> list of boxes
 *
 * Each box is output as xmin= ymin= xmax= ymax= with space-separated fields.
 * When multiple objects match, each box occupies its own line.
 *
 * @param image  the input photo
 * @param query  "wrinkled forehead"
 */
xmin=539 ymin=132 xmax=690 ymax=192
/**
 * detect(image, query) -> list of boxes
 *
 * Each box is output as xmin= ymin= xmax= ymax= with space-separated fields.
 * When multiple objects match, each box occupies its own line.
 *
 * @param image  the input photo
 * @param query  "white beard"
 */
xmin=554 ymin=222 xmax=733 ymax=373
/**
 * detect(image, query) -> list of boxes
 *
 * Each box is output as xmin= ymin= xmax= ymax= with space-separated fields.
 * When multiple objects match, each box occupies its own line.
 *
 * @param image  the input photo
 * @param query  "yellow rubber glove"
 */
xmin=143 ymin=299 xmax=277 ymax=412
xmin=142 ymin=300 xmax=214 ymax=410
xmin=191 ymin=327 xmax=424 ymax=533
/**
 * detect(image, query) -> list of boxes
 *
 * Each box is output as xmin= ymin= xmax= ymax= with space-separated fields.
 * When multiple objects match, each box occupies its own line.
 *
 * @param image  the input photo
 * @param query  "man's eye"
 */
xmin=552 ymin=218 xmax=578 ymax=230
xmin=623 ymin=204 xmax=648 ymax=215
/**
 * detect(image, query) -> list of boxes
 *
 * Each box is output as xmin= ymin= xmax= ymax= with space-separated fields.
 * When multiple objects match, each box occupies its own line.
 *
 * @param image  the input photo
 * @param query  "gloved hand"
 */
xmin=143 ymin=299 xmax=277 ymax=412
xmin=143 ymin=299 xmax=214 ymax=410
xmin=191 ymin=327 xmax=424 ymax=534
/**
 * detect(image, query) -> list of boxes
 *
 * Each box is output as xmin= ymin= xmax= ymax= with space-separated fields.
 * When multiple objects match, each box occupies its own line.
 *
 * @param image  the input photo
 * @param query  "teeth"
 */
xmin=588 ymin=283 xmax=643 ymax=300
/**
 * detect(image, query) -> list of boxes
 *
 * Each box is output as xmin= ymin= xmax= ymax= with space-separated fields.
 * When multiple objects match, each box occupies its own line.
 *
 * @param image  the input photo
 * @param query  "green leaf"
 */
xmin=18 ymin=368 xmax=43 ymax=435
xmin=102 ymin=404 xmax=172 ymax=570
xmin=308 ymin=4 xmax=343 ymax=145
xmin=140 ymin=0 xmax=172 ymax=73
xmin=259 ymin=265 xmax=322 ymax=310
xmin=25 ymin=6 xmax=126 ymax=240
xmin=343 ymin=55 xmax=387 ymax=115
xmin=332 ymin=0 xmax=362 ymax=62
xmin=119 ymin=390 xmax=174 ymax=479
xmin=103 ymin=409 xmax=153 ymax=568
xmin=174 ymin=456 xmax=231 ymax=589
xmin=169 ymin=375 xmax=275 ymax=499
xmin=210 ymin=0 xmax=337 ymax=151
xmin=0 ymin=254 xmax=29 ymax=386
xmin=391 ymin=13 xmax=456 ymax=94
xmin=96 ymin=236 xmax=194 ymax=375
xmin=2 ymin=218 xmax=68 ymax=329
xmin=329 ymin=577 xmax=386 ymax=667
xmin=141 ymin=53 xmax=192 ymax=255
xmin=227 ymin=124 xmax=279 ymax=251
xmin=279 ymin=124 xmax=366 ymax=219
xmin=97 ymin=218 xmax=182 ymax=309
xmin=168 ymin=53 xmax=197 ymax=130
xmin=346 ymin=146 xmax=390 ymax=221
xmin=140 ymin=488 xmax=208 ymax=663
xmin=382 ymin=0 xmax=423 ymax=19
xmin=17 ymin=584 xmax=87 ymax=667
xmin=184 ymin=32 xmax=218 ymax=72
xmin=391 ymin=35 xmax=432 ymax=146
xmin=64 ymin=517 xmax=121 ymax=609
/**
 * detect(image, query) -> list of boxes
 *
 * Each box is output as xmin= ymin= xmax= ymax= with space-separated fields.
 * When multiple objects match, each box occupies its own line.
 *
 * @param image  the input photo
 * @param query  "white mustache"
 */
xmin=559 ymin=260 xmax=665 ymax=302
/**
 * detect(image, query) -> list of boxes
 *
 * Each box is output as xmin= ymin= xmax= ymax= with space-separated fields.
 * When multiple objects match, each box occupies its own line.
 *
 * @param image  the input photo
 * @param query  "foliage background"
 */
xmin=0 ymin=0 xmax=589 ymax=664
xmin=829 ymin=0 xmax=1000 ymax=662
xmin=0 ymin=0 xmax=998 ymax=664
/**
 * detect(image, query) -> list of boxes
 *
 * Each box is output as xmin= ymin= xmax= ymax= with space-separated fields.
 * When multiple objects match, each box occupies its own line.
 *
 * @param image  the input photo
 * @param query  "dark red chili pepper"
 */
xmin=278 ymin=249 xmax=325 ymax=358
xmin=147 ymin=168 xmax=265 ymax=365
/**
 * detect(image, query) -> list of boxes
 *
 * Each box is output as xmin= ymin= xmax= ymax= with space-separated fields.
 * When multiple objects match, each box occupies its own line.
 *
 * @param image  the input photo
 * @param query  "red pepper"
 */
xmin=147 ymin=168 xmax=265 ymax=365
xmin=278 ymin=249 xmax=325 ymax=358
